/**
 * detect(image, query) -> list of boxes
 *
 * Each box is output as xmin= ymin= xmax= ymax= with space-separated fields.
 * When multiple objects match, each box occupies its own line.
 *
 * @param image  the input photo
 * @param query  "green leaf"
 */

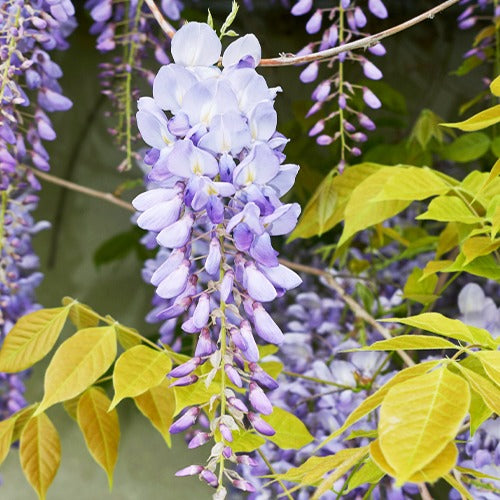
xmin=77 ymin=387 xmax=120 ymax=487
xmin=474 ymin=351 xmax=500 ymax=384
xmin=410 ymin=109 xmax=445 ymax=148
xmin=491 ymin=136 xmax=500 ymax=157
xmin=35 ymin=326 xmax=117 ymax=414
xmin=134 ymin=378 xmax=175 ymax=447
xmin=360 ymin=335 xmax=458 ymax=351
xmin=345 ymin=458 xmax=385 ymax=493
xmin=417 ymin=196 xmax=481 ymax=224
xmin=206 ymin=8 xmax=213 ymax=29
xmin=290 ymin=163 xmax=381 ymax=240
xmin=374 ymin=166 xmax=451 ymax=201
xmin=231 ymin=429 xmax=266 ymax=453
xmin=0 ymin=415 xmax=16 ymax=467
xmin=402 ymin=267 xmax=439 ymax=305
xmin=93 ymin=228 xmax=146 ymax=267
xmin=453 ymin=55 xmax=483 ymax=77
xmin=110 ymin=346 xmax=171 ymax=410
xmin=338 ymin=167 xmax=410 ymax=247
xmin=440 ymin=132 xmax=491 ymax=162
xmin=443 ymin=253 xmax=500 ymax=281
xmin=453 ymin=361 xmax=500 ymax=414
xmin=371 ymin=438 xmax=458 ymax=484
xmin=441 ymin=105 xmax=500 ymax=131
xmin=20 ymin=413 xmax=61 ymax=500
xmin=262 ymin=407 xmax=314 ymax=450
xmin=0 ymin=306 xmax=71 ymax=372
xmin=220 ymin=0 xmax=239 ymax=36
xmin=316 ymin=361 xmax=440 ymax=451
xmin=381 ymin=312 xmax=496 ymax=347
xmin=378 ymin=367 xmax=469 ymax=483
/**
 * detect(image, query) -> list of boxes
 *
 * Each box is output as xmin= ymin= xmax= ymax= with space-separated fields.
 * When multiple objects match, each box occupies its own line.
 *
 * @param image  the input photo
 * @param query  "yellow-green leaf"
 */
xmin=370 ymin=438 xmax=458 ymax=484
xmin=312 ymin=447 xmax=368 ymax=499
xmin=417 ymin=196 xmax=481 ymax=224
xmin=0 ymin=415 xmax=16 ymax=466
xmin=469 ymin=388 xmax=492 ymax=435
xmin=262 ymin=407 xmax=314 ymax=450
xmin=462 ymin=237 xmax=500 ymax=264
xmin=474 ymin=351 xmax=500 ymax=384
xmin=453 ymin=361 xmax=500 ymax=414
xmin=0 ymin=306 xmax=71 ymax=372
xmin=260 ymin=360 xmax=283 ymax=380
xmin=20 ymin=413 xmax=61 ymax=500
xmin=110 ymin=346 xmax=171 ymax=410
xmin=174 ymin=378 xmax=220 ymax=416
xmin=231 ymin=429 xmax=266 ymax=453
xmin=443 ymin=473 xmax=474 ymax=500
xmin=441 ymin=104 xmax=500 ymax=131
xmin=77 ymin=387 xmax=119 ymax=486
xmin=134 ymin=379 xmax=175 ymax=447
xmin=491 ymin=75 xmax=500 ymax=96
xmin=316 ymin=361 xmax=440 ymax=451
xmin=345 ymin=458 xmax=385 ymax=493
xmin=378 ymin=367 xmax=469 ymax=482
xmin=421 ymin=260 xmax=454 ymax=279
xmin=115 ymin=325 xmax=142 ymax=350
xmin=381 ymin=312 xmax=495 ymax=347
xmin=403 ymin=268 xmax=438 ymax=305
xmin=441 ymin=132 xmax=491 ymax=163
xmin=338 ymin=167 xmax=410 ymax=247
xmin=317 ymin=173 xmax=338 ymax=235
xmin=374 ymin=166 xmax=450 ymax=201
xmin=35 ymin=326 xmax=117 ymax=415
xmin=361 ymin=335 xmax=458 ymax=351
xmin=62 ymin=298 xmax=100 ymax=329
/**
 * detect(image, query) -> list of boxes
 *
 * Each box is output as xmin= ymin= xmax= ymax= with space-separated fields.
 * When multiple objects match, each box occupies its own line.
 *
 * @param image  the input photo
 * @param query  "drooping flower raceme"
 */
xmin=0 ymin=0 xmax=75 ymax=418
xmin=133 ymin=22 xmax=301 ymax=494
xmin=291 ymin=0 xmax=388 ymax=166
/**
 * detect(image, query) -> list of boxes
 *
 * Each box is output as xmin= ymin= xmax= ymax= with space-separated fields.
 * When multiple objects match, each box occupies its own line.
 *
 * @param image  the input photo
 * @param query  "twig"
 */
xmin=418 ymin=483 xmax=434 ymax=500
xmin=144 ymin=0 xmax=176 ymax=39
xmin=259 ymin=0 xmax=460 ymax=67
xmin=257 ymin=449 xmax=294 ymax=500
xmin=29 ymin=168 xmax=135 ymax=213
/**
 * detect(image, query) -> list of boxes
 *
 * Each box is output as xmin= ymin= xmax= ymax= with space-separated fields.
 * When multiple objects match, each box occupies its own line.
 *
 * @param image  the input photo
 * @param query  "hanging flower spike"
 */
xmin=292 ymin=0 xmax=388 ymax=163
xmin=133 ymin=22 xmax=302 ymax=496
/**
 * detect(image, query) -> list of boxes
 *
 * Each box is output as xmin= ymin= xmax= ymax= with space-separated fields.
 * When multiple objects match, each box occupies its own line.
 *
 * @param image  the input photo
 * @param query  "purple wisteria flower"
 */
xmin=0 ymin=0 xmax=75 ymax=418
xmin=291 ymin=0 xmax=388 ymax=164
xmin=133 ymin=22 xmax=301 ymax=494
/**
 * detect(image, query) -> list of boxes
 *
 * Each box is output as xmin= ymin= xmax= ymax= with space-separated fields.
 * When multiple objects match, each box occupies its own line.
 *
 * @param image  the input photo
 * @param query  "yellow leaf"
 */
xmin=441 ymin=105 xmax=500 ymax=131
xmin=491 ymin=75 xmax=500 ymax=96
xmin=35 ymin=326 xmax=117 ymax=415
xmin=134 ymin=379 xmax=175 ymax=447
xmin=436 ymin=223 xmax=459 ymax=258
xmin=462 ymin=237 xmax=500 ymax=264
xmin=417 ymin=196 xmax=481 ymax=224
xmin=315 ymin=361 xmax=440 ymax=452
xmin=0 ymin=416 xmax=16 ymax=466
xmin=345 ymin=458 xmax=385 ymax=493
xmin=0 ymin=306 xmax=71 ymax=372
xmin=62 ymin=298 xmax=100 ymax=329
xmin=110 ymin=345 xmax=171 ymax=410
xmin=378 ymin=367 xmax=469 ymax=483
xmin=474 ymin=351 xmax=500 ymax=384
xmin=77 ymin=387 xmax=119 ymax=487
xmin=12 ymin=404 xmax=38 ymax=442
xmin=230 ymin=429 xmax=266 ymax=453
xmin=20 ymin=413 xmax=61 ymax=500
xmin=443 ymin=473 xmax=474 ymax=500
xmin=115 ymin=325 xmax=142 ymax=350
xmin=421 ymin=260 xmax=454 ymax=280
xmin=453 ymin=361 xmax=500 ymax=414
xmin=370 ymin=439 xmax=458 ymax=484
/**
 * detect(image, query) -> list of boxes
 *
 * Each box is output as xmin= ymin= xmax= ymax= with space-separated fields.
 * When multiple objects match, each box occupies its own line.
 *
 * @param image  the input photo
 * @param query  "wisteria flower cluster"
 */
xmin=133 ymin=21 xmax=302 ymax=495
xmin=0 ymin=0 xmax=75 ymax=418
xmin=85 ymin=0 xmax=184 ymax=169
xmin=291 ymin=0 xmax=388 ymax=166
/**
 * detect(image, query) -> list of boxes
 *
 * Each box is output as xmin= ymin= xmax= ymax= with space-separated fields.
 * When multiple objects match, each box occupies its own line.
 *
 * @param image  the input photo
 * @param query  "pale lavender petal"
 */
xmin=226 ymin=202 xmax=263 ymax=234
xmin=300 ymin=62 xmax=319 ymax=83
xmin=253 ymin=303 xmax=283 ymax=344
xmin=165 ymin=139 xmax=219 ymax=178
xmin=269 ymin=165 xmax=300 ymax=196
xmin=244 ymin=265 xmax=277 ymax=302
xmin=250 ymin=233 xmax=279 ymax=267
xmin=233 ymin=144 xmax=280 ymax=187
xmin=192 ymin=293 xmax=210 ymax=328
xmin=156 ymin=260 xmax=190 ymax=299
xmin=132 ymin=188 xmax=178 ymax=211
xmin=249 ymin=382 xmax=273 ymax=415
xmin=222 ymin=34 xmax=262 ymax=68
xmin=171 ymin=22 xmax=221 ymax=67
xmin=262 ymin=203 xmax=301 ymax=235
xmin=136 ymin=195 xmax=182 ymax=231
xmin=240 ymin=321 xmax=260 ymax=362
xmin=153 ymin=64 xmax=198 ymax=112
xmin=205 ymin=238 xmax=221 ymax=276
xmin=249 ymin=101 xmax=277 ymax=142
xmin=260 ymin=264 xmax=302 ymax=291
xmin=220 ymin=271 xmax=234 ymax=302
xmin=368 ymin=0 xmax=388 ymax=19
xmin=362 ymin=60 xmax=383 ymax=80
xmin=157 ymin=214 xmax=194 ymax=248
xmin=248 ymin=412 xmax=275 ymax=436
xmin=151 ymin=249 xmax=185 ymax=286
xmin=363 ymin=87 xmax=382 ymax=109
xmin=291 ymin=0 xmax=313 ymax=16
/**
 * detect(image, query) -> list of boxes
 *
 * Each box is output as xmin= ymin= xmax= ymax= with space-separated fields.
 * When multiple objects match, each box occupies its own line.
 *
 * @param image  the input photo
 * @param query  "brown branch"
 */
xmin=29 ymin=168 xmax=135 ymax=213
xmin=144 ymin=0 xmax=176 ymax=39
xmin=259 ymin=0 xmax=460 ymax=67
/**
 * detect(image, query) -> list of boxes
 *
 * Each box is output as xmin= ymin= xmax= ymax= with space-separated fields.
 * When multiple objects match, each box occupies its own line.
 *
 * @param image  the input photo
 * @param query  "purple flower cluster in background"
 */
xmin=0 ymin=0 xmax=75 ymax=418
xmin=85 ymin=0 xmax=184 ymax=169
xmin=291 ymin=0 xmax=388 ymax=166
xmin=133 ymin=22 xmax=302 ymax=494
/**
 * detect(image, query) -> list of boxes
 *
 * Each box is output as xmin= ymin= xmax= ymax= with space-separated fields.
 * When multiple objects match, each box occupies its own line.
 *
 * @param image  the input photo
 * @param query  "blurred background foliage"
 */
xmin=1 ymin=1 xmax=494 ymax=498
